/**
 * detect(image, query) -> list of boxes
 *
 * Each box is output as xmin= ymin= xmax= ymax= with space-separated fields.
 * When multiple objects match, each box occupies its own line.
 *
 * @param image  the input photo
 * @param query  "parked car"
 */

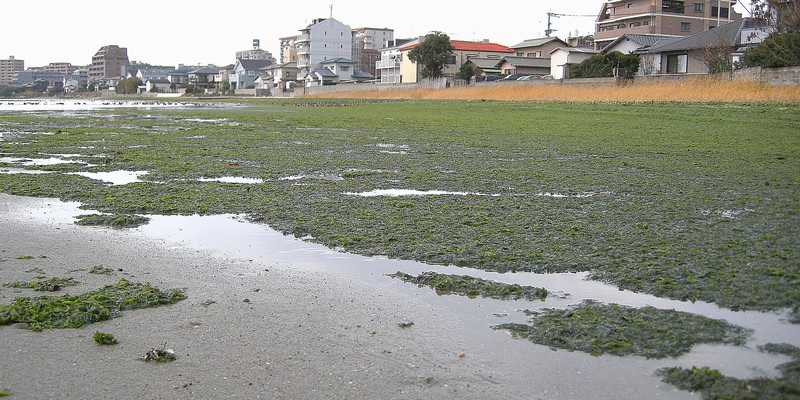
xmin=517 ymin=75 xmax=541 ymax=81
xmin=501 ymin=73 xmax=526 ymax=81
xmin=482 ymin=75 xmax=504 ymax=82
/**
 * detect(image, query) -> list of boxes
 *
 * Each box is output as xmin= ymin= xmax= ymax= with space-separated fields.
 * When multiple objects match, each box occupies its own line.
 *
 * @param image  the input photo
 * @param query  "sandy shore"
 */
xmin=0 ymin=194 xmax=694 ymax=399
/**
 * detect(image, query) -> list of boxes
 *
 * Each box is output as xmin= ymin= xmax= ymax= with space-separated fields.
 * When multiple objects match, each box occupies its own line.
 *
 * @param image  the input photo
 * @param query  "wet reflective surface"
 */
xmin=14 ymin=196 xmax=797 ymax=385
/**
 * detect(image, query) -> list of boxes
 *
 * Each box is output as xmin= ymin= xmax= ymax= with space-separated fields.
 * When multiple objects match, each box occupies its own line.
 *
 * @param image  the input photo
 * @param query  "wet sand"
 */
xmin=0 ymin=194 xmax=694 ymax=399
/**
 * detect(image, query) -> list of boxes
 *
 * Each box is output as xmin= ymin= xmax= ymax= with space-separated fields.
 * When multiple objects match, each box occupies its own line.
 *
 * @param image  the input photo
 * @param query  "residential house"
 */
xmin=392 ymin=39 xmax=512 ymax=84
xmin=509 ymin=37 xmax=569 ymax=58
xmin=296 ymin=17 xmax=353 ymax=79
xmin=62 ymin=70 xmax=88 ymax=93
xmin=253 ymin=73 xmax=273 ymax=92
xmin=594 ymin=0 xmax=742 ymax=50
xmin=497 ymin=56 xmax=552 ymax=76
xmin=145 ymin=78 xmax=170 ymax=93
xmin=549 ymin=47 xmax=600 ymax=79
xmin=168 ymin=71 xmax=189 ymax=91
xmin=635 ymin=17 xmax=766 ymax=74
xmin=303 ymin=58 xmax=373 ymax=86
xmin=135 ymin=67 xmax=174 ymax=83
xmin=376 ymin=38 xmax=416 ymax=84
xmin=229 ymin=59 xmax=273 ymax=90
xmin=263 ymin=61 xmax=299 ymax=90
xmin=465 ymin=57 xmax=504 ymax=77
xmin=216 ymin=64 xmax=234 ymax=87
xmin=188 ymin=67 xmax=220 ymax=91
xmin=599 ymin=34 xmax=682 ymax=74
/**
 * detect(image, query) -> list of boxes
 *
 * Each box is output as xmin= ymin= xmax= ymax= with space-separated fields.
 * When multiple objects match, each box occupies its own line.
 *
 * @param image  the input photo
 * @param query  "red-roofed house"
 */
xmin=392 ymin=39 xmax=513 ymax=83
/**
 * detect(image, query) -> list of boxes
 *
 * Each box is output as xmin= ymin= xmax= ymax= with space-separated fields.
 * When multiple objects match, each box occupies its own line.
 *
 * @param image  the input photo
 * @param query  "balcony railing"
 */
xmin=296 ymin=34 xmax=310 ymax=43
xmin=376 ymin=59 xmax=400 ymax=69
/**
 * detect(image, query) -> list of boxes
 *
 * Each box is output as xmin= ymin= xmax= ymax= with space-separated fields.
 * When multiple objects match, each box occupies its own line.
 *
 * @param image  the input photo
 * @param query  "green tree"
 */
xmin=570 ymin=51 xmax=640 ymax=79
xmin=115 ymin=77 xmax=142 ymax=94
xmin=456 ymin=62 xmax=475 ymax=83
xmin=742 ymin=0 xmax=800 ymax=67
xmin=408 ymin=32 xmax=454 ymax=78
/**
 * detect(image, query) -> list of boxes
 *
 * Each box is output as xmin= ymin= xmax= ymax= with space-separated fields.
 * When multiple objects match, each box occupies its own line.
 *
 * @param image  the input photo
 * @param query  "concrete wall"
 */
xmin=733 ymin=66 xmax=800 ymax=85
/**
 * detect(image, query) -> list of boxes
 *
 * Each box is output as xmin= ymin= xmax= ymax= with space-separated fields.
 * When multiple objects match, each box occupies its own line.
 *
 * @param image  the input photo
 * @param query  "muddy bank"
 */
xmin=0 ymin=193 xmax=697 ymax=399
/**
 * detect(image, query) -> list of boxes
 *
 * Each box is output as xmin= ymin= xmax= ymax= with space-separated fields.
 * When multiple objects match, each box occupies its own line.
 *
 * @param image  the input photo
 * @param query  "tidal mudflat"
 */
xmin=0 ymin=98 xmax=798 ymax=398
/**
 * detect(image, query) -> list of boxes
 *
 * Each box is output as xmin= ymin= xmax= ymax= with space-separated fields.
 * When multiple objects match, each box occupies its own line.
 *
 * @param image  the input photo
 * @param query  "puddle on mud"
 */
xmin=5 ymin=194 xmax=799 ymax=392
xmin=198 ymin=176 xmax=264 ymax=184
xmin=345 ymin=189 xmax=608 ymax=198
xmin=0 ymin=157 xmax=78 ymax=166
xmin=0 ymin=167 xmax=54 ymax=175
xmin=0 ymin=99 xmax=208 ymax=112
xmin=347 ymin=189 xmax=497 ymax=197
xmin=281 ymin=174 xmax=344 ymax=181
xmin=69 ymin=170 xmax=148 ymax=185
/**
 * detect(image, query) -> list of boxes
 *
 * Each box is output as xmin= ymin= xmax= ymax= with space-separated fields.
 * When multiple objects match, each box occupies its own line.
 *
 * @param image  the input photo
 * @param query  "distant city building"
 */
xmin=594 ymin=0 xmax=742 ymax=50
xmin=29 ymin=62 xmax=80 ymax=76
xmin=89 ymin=45 xmax=129 ymax=81
xmin=279 ymin=36 xmax=299 ymax=64
xmin=12 ymin=70 xmax=65 ymax=86
xmin=1 ymin=56 xmax=25 ymax=84
xmin=236 ymin=39 xmax=276 ymax=64
xmin=352 ymin=27 xmax=394 ymax=79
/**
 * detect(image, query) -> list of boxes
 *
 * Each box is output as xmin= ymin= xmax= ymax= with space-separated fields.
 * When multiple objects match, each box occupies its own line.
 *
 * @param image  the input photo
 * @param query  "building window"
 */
xmin=711 ymin=6 xmax=718 ymax=16
xmin=666 ymin=54 xmax=688 ymax=73
xmin=720 ymin=7 xmax=729 ymax=17
xmin=447 ymin=55 xmax=456 ymax=64
xmin=681 ymin=22 xmax=691 ymax=30
xmin=340 ymin=66 xmax=349 ymax=71
xmin=662 ymin=0 xmax=685 ymax=13
xmin=627 ymin=2 xmax=637 ymax=7
xmin=694 ymin=3 xmax=703 ymax=11
xmin=643 ymin=20 xmax=651 ymax=25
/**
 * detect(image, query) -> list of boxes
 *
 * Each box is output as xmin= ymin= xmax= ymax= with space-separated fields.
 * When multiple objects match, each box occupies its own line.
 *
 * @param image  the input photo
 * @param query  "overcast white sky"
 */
xmin=2 ymin=0 xmax=750 ymax=68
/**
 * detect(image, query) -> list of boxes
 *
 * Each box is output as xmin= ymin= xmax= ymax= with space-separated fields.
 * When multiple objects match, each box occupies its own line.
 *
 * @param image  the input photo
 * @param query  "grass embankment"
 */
xmin=305 ymin=78 xmax=800 ymax=103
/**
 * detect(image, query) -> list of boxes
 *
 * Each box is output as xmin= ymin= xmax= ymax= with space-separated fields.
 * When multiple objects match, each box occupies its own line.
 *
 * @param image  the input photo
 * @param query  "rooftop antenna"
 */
xmin=330 ymin=4 xmax=333 ymax=18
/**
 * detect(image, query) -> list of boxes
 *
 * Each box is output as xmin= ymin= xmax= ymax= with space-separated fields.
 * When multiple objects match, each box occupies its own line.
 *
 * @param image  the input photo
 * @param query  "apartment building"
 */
xmin=236 ymin=39 xmax=276 ymax=64
xmin=594 ymin=0 xmax=742 ymax=49
xmin=1 ymin=56 xmax=25 ymax=84
xmin=28 ymin=62 xmax=80 ymax=76
xmin=352 ymin=27 xmax=394 ymax=78
xmin=88 ymin=45 xmax=130 ymax=81
xmin=279 ymin=36 xmax=299 ymax=64
xmin=296 ymin=18 xmax=353 ymax=76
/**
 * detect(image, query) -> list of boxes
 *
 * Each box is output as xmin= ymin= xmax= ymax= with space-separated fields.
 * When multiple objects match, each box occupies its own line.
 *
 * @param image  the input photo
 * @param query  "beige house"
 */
xmin=394 ymin=39 xmax=513 ymax=83
xmin=635 ymin=17 xmax=766 ymax=74
xmin=549 ymin=47 xmax=599 ymax=79
xmin=263 ymin=62 xmax=299 ymax=90
xmin=497 ymin=56 xmax=552 ymax=76
xmin=594 ymin=0 xmax=742 ymax=50
xmin=509 ymin=37 xmax=569 ymax=58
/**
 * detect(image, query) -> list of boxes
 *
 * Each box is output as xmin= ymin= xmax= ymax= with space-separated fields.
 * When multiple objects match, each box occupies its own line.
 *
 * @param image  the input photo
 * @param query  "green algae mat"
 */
xmin=0 ymin=278 xmax=186 ymax=331
xmin=0 ymin=99 xmax=798 ymax=319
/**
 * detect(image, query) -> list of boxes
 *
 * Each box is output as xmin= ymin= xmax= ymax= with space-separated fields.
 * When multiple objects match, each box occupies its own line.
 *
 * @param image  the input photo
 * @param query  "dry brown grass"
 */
xmin=304 ymin=78 xmax=800 ymax=103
